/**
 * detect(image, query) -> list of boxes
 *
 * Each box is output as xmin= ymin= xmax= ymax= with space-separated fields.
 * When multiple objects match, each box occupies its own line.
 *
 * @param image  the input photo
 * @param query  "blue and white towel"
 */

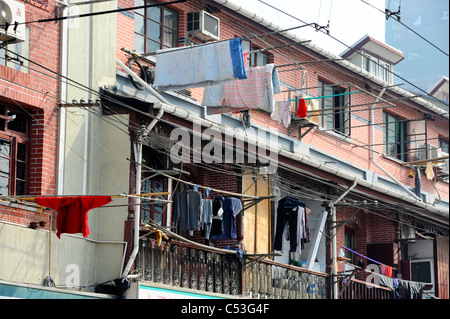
xmin=153 ymin=38 xmax=247 ymax=92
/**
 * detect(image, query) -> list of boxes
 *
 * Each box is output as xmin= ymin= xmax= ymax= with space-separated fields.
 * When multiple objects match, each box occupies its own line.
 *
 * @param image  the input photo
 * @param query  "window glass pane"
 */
xmin=370 ymin=60 xmax=377 ymax=75
xmin=164 ymin=9 xmax=177 ymax=30
xmin=440 ymin=139 xmax=449 ymax=153
xmin=15 ymin=180 xmax=25 ymax=195
xmin=16 ymin=162 xmax=25 ymax=180
xmin=134 ymin=14 xmax=145 ymax=34
xmin=147 ymin=39 xmax=161 ymax=53
xmin=141 ymin=179 xmax=152 ymax=223
xmin=147 ymin=1 xmax=161 ymax=23
xmin=321 ymin=86 xmax=334 ymax=129
xmin=7 ymin=111 xmax=27 ymax=134
xmin=135 ymin=0 xmax=145 ymax=15
xmin=134 ymin=34 xmax=145 ymax=53
xmin=0 ymin=140 xmax=10 ymax=194
xmin=256 ymin=52 xmax=269 ymax=66
xmin=164 ymin=26 xmax=177 ymax=48
xmin=17 ymin=143 xmax=26 ymax=162
xmin=0 ymin=176 xmax=8 ymax=195
xmin=147 ymin=19 xmax=161 ymax=43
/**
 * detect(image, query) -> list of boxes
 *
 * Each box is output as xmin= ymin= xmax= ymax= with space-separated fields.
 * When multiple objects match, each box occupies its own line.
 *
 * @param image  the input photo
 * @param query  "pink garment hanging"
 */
xmin=35 ymin=196 xmax=112 ymax=238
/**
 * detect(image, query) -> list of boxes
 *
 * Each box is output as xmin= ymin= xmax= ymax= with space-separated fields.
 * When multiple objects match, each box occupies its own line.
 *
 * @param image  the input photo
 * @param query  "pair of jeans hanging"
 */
xmin=274 ymin=196 xmax=300 ymax=252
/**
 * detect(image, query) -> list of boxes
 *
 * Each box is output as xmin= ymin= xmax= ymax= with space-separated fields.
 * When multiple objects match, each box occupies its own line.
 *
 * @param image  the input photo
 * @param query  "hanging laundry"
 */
xmin=173 ymin=189 xmax=203 ymax=232
xmin=304 ymin=98 xmax=320 ymax=124
xmin=203 ymin=64 xmax=281 ymax=115
xmin=414 ymin=167 xmax=422 ymax=198
xmin=35 ymin=196 xmax=112 ymax=239
xmin=425 ymin=161 xmax=435 ymax=180
xmin=297 ymin=98 xmax=307 ymax=118
xmin=381 ymin=264 xmax=393 ymax=278
xmin=210 ymin=196 xmax=225 ymax=237
xmin=274 ymin=196 xmax=308 ymax=253
xmin=271 ymin=100 xmax=291 ymax=128
xmin=153 ymin=38 xmax=247 ymax=92
xmin=200 ymin=198 xmax=213 ymax=240
xmin=211 ymin=197 xmax=243 ymax=240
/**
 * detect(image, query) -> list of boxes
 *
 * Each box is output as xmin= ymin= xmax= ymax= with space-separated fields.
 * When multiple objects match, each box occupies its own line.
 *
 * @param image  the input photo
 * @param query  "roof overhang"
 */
xmin=341 ymin=35 xmax=405 ymax=65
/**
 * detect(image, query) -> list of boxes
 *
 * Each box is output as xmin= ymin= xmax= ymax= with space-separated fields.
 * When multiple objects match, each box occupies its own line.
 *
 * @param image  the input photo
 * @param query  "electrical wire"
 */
xmin=1 ymin=2 xmax=447 ymax=235
xmin=361 ymin=0 xmax=449 ymax=57
xmin=256 ymin=0 xmax=449 ymax=105
xmin=0 ymin=0 xmax=188 ymax=28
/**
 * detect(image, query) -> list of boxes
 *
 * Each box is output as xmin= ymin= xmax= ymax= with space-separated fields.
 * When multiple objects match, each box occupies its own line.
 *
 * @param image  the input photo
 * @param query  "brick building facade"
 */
xmin=0 ymin=0 xmax=448 ymax=299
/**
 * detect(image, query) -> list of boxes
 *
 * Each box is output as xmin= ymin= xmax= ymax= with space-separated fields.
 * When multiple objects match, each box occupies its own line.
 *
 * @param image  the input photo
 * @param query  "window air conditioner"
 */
xmin=0 ymin=0 xmax=26 ymax=43
xmin=187 ymin=11 xmax=220 ymax=42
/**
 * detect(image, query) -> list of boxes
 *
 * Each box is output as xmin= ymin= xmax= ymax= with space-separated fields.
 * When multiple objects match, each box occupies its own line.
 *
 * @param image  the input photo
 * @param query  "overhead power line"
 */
xmin=361 ymin=0 xmax=449 ymax=57
xmin=0 ymin=0 xmax=187 ymax=28
xmin=257 ymin=0 xmax=449 ymax=107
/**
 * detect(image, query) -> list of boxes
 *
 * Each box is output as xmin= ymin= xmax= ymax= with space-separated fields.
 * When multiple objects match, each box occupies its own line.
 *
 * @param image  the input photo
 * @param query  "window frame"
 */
xmin=241 ymin=39 xmax=271 ymax=68
xmin=134 ymin=0 xmax=179 ymax=54
xmin=344 ymin=227 xmax=356 ymax=264
xmin=0 ymin=104 xmax=30 ymax=196
xmin=141 ymin=176 xmax=168 ymax=226
xmin=363 ymin=53 xmax=392 ymax=83
xmin=383 ymin=112 xmax=407 ymax=161
xmin=317 ymin=80 xmax=352 ymax=136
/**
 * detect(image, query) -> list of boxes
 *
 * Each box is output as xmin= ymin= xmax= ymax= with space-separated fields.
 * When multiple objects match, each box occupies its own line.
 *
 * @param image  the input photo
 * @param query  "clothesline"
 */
xmin=128 ymin=158 xmax=260 ymax=199
xmin=343 ymin=246 xmax=397 ymax=270
xmin=144 ymin=24 xmax=314 ymax=57
xmin=288 ymin=90 xmax=362 ymax=102
xmin=10 ymin=192 xmax=171 ymax=202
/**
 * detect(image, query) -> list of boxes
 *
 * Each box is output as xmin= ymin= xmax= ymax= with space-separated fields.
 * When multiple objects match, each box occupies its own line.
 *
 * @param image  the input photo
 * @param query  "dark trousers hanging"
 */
xmin=274 ymin=207 xmax=298 ymax=252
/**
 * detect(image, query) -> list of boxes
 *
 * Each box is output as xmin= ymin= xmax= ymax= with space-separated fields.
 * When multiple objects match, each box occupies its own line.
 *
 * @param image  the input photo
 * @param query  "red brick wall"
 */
xmin=117 ymin=0 xmax=448 ymax=202
xmin=117 ymin=0 xmax=447 ymax=252
xmin=0 ymin=1 xmax=60 ymax=227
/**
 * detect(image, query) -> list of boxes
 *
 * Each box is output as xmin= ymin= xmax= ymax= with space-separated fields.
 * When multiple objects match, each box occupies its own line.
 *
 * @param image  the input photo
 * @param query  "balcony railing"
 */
xmin=338 ymin=277 xmax=392 ymax=299
xmin=135 ymin=239 xmax=328 ymax=299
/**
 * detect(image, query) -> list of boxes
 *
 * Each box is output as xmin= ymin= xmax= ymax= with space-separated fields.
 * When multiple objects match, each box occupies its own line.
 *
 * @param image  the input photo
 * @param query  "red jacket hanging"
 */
xmin=297 ymin=98 xmax=307 ymax=118
xmin=35 ymin=196 xmax=112 ymax=238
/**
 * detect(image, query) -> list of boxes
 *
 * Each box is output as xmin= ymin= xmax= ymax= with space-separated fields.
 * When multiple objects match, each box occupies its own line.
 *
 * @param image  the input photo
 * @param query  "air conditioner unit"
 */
xmin=436 ymin=150 xmax=449 ymax=175
xmin=427 ymin=144 xmax=440 ymax=159
xmin=187 ymin=11 xmax=220 ymax=42
xmin=0 ymin=0 xmax=25 ymax=43
xmin=401 ymin=224 xmax=416 ymax=242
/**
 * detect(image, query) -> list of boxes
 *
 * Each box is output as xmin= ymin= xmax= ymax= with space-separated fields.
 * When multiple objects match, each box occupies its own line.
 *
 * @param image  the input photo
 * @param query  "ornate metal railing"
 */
xmin=243 ymin=258 xmax=328 ymax=299
xmin=135 ymin=239 xmax=328 ymax=299
xmin=339 ymin=278 xmax=392 ymax=299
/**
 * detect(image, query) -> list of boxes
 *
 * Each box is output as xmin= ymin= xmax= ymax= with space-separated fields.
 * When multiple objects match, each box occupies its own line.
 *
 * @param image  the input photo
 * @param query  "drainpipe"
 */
xmin=121 ymin=109 xmax=164 ymax=278
xmin=57 ymin=0 xmax=70 ymax=195
xmin=330 ymin=181 xmax=357 ymax=299
xmin=118 ymin=58 xmax=165 ymax=278
xmin=370 ymin=88 xmax=422 ymax=201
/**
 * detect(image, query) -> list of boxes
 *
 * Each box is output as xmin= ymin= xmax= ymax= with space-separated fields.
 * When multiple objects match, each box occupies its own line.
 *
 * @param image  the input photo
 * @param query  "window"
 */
xmin=383 ymin=112 xmax=407 ymax=161
xmin=318 ymin=80 xmax=351 ymax=136
xmin=242 ymin=40 xmax=270 ymax=67
xmin=141 ymin=177 xmax=167 ymax=226
xmin=364 ymin=54 xmax=392 ymax=83
xmin=0 ymin=104 xmax=29 ymax=196
xmin=439 ymin=138 xmax=449 ymax=154
xmin=140 ymin=145 xmax=169 ymax=226
xmin=344 ymin=227 xmax=356 ymax=264
xmin=134 ymin=0 xmax=178 ymax=53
